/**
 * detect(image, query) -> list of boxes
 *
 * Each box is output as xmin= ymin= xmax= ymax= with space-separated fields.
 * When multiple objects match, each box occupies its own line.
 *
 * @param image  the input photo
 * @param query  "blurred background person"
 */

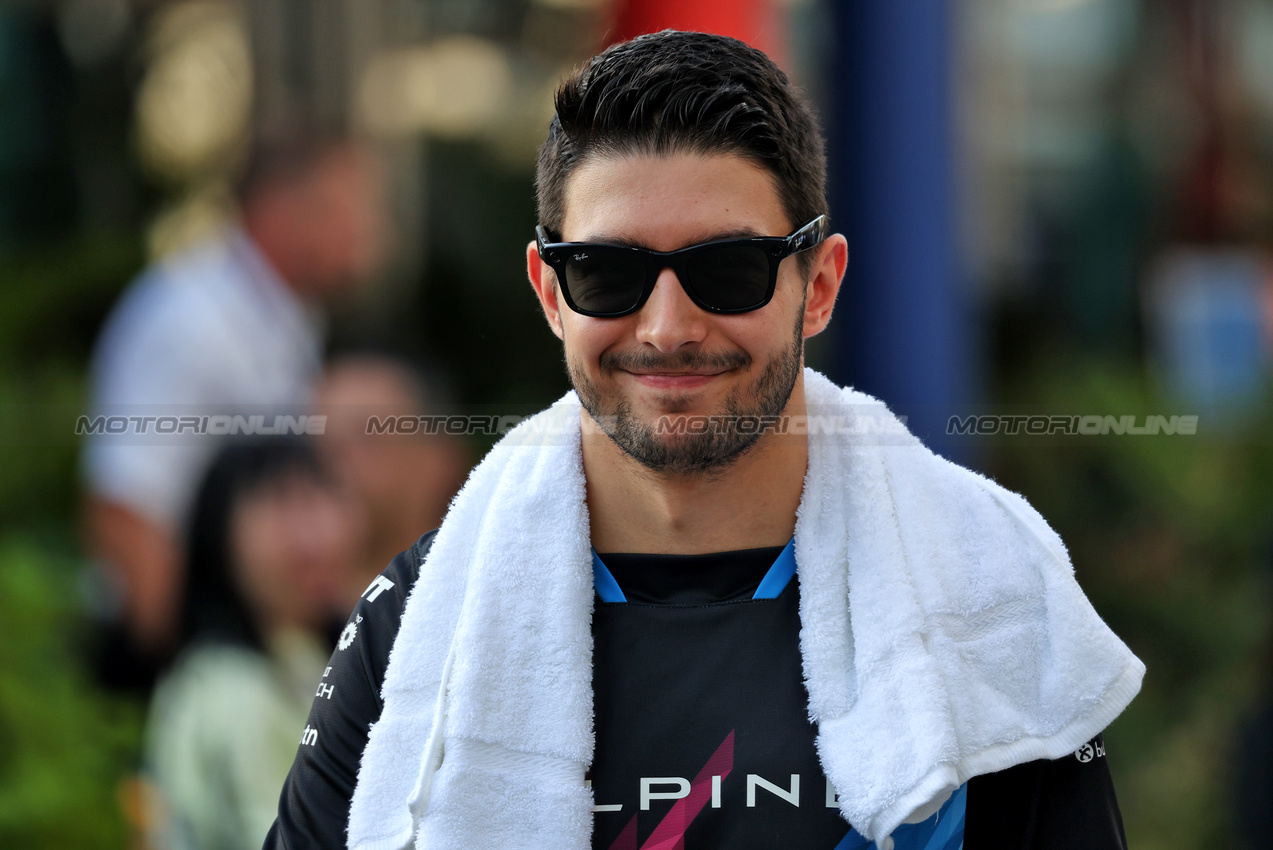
xmin=81 ymin=130 xmax=386 ymax=689
xmin=143 ymin=436 xmax=358 ymax=850
xmin=313 ymin=353 xmax=469 ymax=601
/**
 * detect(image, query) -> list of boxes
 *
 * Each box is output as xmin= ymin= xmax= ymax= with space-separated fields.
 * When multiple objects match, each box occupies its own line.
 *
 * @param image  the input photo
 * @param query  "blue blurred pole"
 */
xmin=822 ymin=0 xmax=976 ymax=462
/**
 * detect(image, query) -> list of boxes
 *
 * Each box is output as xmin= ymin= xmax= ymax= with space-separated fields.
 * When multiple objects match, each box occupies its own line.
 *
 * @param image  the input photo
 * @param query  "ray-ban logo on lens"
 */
xmin=573 ymin=252 xmax=589 ymax=262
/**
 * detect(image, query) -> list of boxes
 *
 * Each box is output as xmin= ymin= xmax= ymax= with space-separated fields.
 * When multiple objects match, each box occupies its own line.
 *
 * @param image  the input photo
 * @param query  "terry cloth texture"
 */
xmin=346 ymin=368 xmax=1144 ymax=850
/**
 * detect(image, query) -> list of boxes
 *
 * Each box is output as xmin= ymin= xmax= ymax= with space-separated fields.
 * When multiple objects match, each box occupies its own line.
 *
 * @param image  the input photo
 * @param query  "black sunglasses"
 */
xmin=535 ymin=215 xmax=829 ymax=318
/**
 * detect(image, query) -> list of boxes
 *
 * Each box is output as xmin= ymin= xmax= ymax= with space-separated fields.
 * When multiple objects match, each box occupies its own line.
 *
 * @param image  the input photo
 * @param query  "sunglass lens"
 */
xmin=684 ymin=245 xmax=772 ymax=311
xmin=564 ymin=248 xmax=647 ymax=315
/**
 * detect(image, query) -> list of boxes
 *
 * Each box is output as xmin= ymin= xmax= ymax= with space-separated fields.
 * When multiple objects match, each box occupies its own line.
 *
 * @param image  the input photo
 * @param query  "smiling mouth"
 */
xmin=626 ymin=366 xmax=728 ymax=376
xmin=627 ymin=372 xmax=723 ymax=391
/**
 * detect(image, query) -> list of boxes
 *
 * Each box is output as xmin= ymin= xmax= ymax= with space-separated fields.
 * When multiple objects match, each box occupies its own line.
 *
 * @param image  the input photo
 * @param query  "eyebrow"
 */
xmin=579 ymin=228 xmax=768 ymax=249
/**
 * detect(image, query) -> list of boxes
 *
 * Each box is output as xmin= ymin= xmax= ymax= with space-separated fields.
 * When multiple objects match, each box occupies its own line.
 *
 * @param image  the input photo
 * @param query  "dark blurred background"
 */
xmin=2 ymin=0 xmax=1273 ymax=847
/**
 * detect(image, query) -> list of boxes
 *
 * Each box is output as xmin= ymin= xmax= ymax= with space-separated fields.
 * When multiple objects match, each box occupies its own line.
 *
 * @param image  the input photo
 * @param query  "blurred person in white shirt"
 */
xmin=83 ymin=131 xmax=386 ymax=685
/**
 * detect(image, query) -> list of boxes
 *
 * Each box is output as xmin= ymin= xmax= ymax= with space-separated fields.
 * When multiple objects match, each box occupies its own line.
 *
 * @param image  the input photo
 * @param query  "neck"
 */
xmin=242 ymin=219 xmax=310 ymax=300
xmin=583 ymin=379 xmax=808 ymax=555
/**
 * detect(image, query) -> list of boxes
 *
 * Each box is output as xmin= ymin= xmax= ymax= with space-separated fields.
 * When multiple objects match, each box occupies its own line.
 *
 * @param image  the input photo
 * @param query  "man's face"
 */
xmin=253 ymin=146 xmax=388 ymax=298
xmin=528 ymin=152 xmax=820 ymax=476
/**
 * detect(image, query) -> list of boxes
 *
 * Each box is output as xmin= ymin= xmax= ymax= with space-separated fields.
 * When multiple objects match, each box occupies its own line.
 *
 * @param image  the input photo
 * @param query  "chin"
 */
xmin=641 ymin=391 xmax=704 ymax=417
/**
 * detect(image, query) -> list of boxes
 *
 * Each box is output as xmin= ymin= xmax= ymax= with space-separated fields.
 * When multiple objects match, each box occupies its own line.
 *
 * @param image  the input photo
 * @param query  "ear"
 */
xmin=527 ymin=241 xmax=565 ymax=341
xmin=801 ymin=233 xmax=848 ymax=339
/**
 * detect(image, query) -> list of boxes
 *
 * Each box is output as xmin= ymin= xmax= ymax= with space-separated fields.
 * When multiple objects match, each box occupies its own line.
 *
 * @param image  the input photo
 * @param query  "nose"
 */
xmin=634 ymin=267 xmax=708 ymax=352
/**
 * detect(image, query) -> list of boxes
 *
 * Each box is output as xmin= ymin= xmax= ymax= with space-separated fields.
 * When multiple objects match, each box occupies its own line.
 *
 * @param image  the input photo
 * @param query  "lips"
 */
xmin=627 ymin=371 xmax=722 ymax=390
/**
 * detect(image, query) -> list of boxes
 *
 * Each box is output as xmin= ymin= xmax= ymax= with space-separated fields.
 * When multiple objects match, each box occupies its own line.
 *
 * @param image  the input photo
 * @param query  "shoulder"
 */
xmin=387 ymin=530 xmax=435 ymax=589
xmin=967 ymin=735 xmax=1127 ymax=849
xmin=350 ymin=531 xmax=434 ymax=627
xmin=146 ymin=644 xmax=280 ymax=760
xmin=152 ymin=643 xmax=272 ymax=700
xmin=150 ymin=643 xmax=281 ymax=714
xmin=91 ymin=240 xmax=241 ymax=388
xmin=805 ymin=369 xmax=1065 ymax=558
xmin=103 ymin=237 xmax=238 ymax=334
xmin=263 ymin=531 xmax=440 ymax=850
xmin=335 ymin=530 xmax=437 ymax=701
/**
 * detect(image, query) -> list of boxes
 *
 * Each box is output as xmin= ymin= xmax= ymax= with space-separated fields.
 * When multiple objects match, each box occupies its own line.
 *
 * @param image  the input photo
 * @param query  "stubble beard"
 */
xmin=568 ymin=313 xmax=804 ymax=477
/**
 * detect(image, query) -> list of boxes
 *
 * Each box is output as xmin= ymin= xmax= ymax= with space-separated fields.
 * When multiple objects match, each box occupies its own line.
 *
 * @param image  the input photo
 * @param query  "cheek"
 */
xmin=310 ymin=498 xmax=356 ymax=553
xmin=775 ymin=271 xmax=811 ymax=329
xmin=329 ymin=442 xmax=378 ymax=492
xmin=560 ymin=315 xmax=628 ymax=370
xmin=694 ymin=315 xmax=771 ymax=363
xmin=284 ymin=496 xmax=356 ymax=583
xmin=230 ymin=504 xmax=291 ymax=600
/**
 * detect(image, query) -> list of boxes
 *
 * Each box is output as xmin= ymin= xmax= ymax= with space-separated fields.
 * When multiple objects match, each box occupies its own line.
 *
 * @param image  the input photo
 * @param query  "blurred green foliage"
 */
xmin=0 ymin=234 xmax=141 ymax=533
xmin=0 ymin=232 xmax=144 ymax=848
xmin=990 ymin=355 xmax=1273 ymax=850
xmin=0 ymin=536 xmax=143 ymax=848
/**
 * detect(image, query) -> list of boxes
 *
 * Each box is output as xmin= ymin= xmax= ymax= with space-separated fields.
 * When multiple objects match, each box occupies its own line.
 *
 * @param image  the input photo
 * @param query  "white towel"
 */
xmin=796 ymin=370 xmax=1144 ymax=844
xmin=347 ymin=368 xmax=1144 ymax=850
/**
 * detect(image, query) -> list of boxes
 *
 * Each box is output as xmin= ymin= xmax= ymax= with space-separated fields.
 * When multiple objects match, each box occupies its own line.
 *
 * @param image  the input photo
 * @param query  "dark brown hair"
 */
xmin=182 ymin=436 xmax=328 ymax=652
xmin=233 ymin=128 xmax=354 ymax=208
xmin=535 ymin=30 xmax=827 ymax=272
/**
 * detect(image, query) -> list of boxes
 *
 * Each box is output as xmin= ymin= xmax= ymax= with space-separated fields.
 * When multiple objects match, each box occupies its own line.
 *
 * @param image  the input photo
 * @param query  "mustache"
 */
xmin=599 ymin=348 xmax=751 ymax=373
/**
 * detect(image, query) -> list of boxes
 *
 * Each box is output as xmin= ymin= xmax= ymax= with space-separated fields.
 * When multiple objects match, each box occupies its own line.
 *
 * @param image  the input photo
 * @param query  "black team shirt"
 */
xmin=266 ymin=532 xmax=1129 ymax=849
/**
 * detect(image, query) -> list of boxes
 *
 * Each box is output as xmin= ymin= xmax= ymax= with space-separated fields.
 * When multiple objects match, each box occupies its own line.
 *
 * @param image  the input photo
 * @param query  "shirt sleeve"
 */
xmin=83 ymin=270 xmax=226 ymax=526
xmin=964 ymin=735 xmax=1128 ymax=849
xmin=263 ymin=531 xmax=434 ymax=850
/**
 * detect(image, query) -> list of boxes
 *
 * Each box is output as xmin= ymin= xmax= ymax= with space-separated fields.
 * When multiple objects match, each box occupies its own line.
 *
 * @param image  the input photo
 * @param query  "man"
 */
xmin=84 ymin=132 xmax=384 ymax=685
xmin=267 ymin=32 xmax=1143 ymax=849
xmin=313 ymin=353 xmax=469 ymax=599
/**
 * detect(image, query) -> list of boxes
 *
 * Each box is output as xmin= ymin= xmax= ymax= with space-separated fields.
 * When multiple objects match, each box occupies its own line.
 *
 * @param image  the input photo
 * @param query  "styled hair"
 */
xmin=535 ymin=30 xmax=827 ymax=270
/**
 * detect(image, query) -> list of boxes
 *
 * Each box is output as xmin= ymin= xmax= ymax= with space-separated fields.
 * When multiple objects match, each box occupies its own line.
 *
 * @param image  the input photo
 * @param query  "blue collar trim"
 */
xmin=591 ymin=538 xmax=796 ymax=603
xmin=751 ymin=538 xmax=797 ymax=600
xmin=592 ymin=551 xmax=627 ymax=603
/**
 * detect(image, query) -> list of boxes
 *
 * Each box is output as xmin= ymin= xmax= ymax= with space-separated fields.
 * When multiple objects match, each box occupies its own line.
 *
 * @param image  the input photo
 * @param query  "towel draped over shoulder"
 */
xmin=347 ymin=369 xmax=1144 ymax=850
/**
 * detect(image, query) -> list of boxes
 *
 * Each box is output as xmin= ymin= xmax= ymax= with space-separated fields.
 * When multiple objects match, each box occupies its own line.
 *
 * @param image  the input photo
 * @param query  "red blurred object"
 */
xmin=608 ymin=0 xmax=786 ymax=70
